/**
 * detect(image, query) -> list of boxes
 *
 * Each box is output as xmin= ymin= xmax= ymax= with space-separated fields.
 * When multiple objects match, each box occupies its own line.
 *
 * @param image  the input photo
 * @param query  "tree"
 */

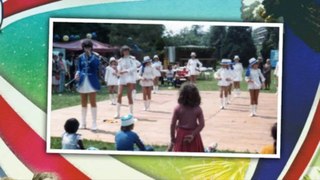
xmin=260 ymin=27 xmax=279 ymax=59
xmin=221 ymin=27 xmax=257 ymax=67
xmin=206 ymin=26 xmax=227 ymax=60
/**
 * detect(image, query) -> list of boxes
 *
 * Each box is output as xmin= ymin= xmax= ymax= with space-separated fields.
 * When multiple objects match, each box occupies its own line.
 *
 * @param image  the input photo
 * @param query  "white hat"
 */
xmin=220 ymin=59 xmax=229 ymax=65
xmin=153 ymin=55 xmax=159 ymax=59
xmin=249 ymin=58 xmax=258 ymax=66
xmin=109 ymin=57 xmax=116 ymax=63
xmin=234 ymin=55 xmax=240 ymax=60
xmin=190 ymin=52 xmax=196 ymax=57
xmin=143 ymin=56 xmax=151 ymax=63
xmin=120 ymin=114 xmax=137 ymax=127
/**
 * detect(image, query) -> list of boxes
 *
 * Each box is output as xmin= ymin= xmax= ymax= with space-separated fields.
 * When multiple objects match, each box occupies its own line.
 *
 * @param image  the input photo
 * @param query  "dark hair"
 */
xmin=271 ymin=123 xmax=277 ymax=154
xmin=58 ymin=52 xmax=64 ymax=57
xmin=121 ymin=124 xmax=134 ymax=132
xmin=178 ymin=83 xmax=201 ymax=107
xmin=82 ymin=39 xmax=93 ymax=49
xmin=64 ymin=118 xmax=79 ymax=134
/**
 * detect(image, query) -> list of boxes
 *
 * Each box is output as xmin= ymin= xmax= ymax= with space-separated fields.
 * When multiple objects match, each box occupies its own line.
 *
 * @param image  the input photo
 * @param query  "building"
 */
xmin=252 ymin=27 xmax=268 ymax=56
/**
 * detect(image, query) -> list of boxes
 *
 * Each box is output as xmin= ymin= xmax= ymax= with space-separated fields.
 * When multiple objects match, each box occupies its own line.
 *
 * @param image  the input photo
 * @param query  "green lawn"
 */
xmin=51 ymin=70 xmax=277 ymax=110
xmin=51 ymin=137 xmax=168 ymax=151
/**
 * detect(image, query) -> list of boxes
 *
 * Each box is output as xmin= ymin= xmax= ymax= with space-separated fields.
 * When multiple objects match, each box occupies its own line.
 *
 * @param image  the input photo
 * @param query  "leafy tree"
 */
xmin=206 ymin=26 xmax=227 ymax=60
xmin=221 ymin=27 xmax=257 ymax=67
xmin=260 ymin=27 xmax=279 ymax=59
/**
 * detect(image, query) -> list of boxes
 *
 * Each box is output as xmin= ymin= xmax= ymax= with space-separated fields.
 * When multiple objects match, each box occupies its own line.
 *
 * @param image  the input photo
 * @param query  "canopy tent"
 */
xmin=53 ymin=39 xmax=118 ymax=53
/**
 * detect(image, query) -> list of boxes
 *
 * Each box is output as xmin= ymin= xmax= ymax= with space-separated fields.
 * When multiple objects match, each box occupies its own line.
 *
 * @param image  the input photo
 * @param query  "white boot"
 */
xmin=227 ymin=96 xmax=231 ymax=104
xmin=143 ymin=101 xmax=148 ymax=111
xmin=109 ymin=94 xmax=113 ymax=105
xmin=112 ymin=94 xmax=117 ymax=105
xmin=147 ymin=100 xmax=151 ymax=110
xmin=237 ymin=89 xmax=241 ymax=96
xmin=249 ymin=105 xmax=254 ymax=117
xmin=153 ymin=86 xmax=156 ymax=94
xmin=91 ymin=107 xmax=97 ymax=131
xmin=132 ymin=89 xmax=137 ymax=100
xmin=220 ymin=98 xmax=224 ymax=109
xmin=114 ymin=103 xmax=121 ymax=119
xmin=129 ymin=104 xmax=133 ymax=115
xmin=253 ymin=105 xmax=257 ymax=115
xmin=80 ymin=107 xmax=87 ymax=129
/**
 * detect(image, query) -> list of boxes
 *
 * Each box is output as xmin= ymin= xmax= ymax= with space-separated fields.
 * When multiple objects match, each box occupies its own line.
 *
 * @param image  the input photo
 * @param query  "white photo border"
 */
xmin=47 ymin=18 xmax=283 ymax=159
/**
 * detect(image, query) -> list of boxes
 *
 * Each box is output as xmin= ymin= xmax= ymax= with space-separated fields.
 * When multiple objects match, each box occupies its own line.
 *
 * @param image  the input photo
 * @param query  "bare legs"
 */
xmin=142 ymin=86 xmax=152 ymax=110
xmin=219 ymin=86 xmax=228 ymax=109
xmin=249 ymin=89 xmax=260 ymax=116
xmin=115 ymin=83 xmax=134 ymax=118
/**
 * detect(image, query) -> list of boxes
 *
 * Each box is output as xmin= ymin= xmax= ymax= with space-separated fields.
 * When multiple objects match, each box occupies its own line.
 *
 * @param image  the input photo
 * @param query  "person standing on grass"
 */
xmin=169 ymin=83 xmax=205 ymax=152
xmin=233 ymin=55 xmax=243 ymax=96
xmin=138 ymin=56 xmax=155 ymax=111
xmin=187 ymin=52 xmax=202 ymax=84
xmin=263 ymin=59 xmax=272 ymax=90
xmin=152 ymin=55 xmax=162 ymax=94
xmin=115 ymin=45 xmax=137 ymax=118
xmin=104 ymin=57 xmax=118 ymax=105
xmin=245 ymin=58 xmax=265 ymax=117
xmin=75 ymin=39 xmax=100 ymax=130
xmin=58 ymin=52 xmax=68 ymax=93
xmin=214 ymin=59 xmax=233 ymax=109
xmin=52 ymin=53 xmax=60 ymax=93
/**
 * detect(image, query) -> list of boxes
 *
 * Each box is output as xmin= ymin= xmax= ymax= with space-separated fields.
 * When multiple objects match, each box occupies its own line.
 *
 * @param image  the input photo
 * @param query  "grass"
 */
xmin=51 ymin=137 xmax=168 ymax=151
xmin=51 ymin=69 xmax=277 ymax=110
xmin=51 ymin=136 xmax=254 ymax=154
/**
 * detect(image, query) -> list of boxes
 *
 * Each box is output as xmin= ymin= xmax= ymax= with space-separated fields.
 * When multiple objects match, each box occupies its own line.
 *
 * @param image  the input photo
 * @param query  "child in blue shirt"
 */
xmin=62 ymin=118 xmax=85 ymax=150
xmin=115 ymin=115 xmax=152 ymax=151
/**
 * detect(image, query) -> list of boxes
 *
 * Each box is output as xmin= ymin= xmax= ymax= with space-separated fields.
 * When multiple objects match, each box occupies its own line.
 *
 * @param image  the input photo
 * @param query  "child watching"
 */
xmin=115 ymin=114 xmax=152 ymax=151
xmin=62 ymin=118 xmax=85 ymax=150
xmin=169 ymin=83 xmax=205 ymax=152
xmin=166 ymin=65 xmax=175 ymax=86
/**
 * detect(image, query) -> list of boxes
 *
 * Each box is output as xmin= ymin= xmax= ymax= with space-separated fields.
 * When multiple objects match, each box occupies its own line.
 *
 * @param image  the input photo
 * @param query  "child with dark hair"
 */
xmin=169 ymin=83 xmax=205 ymax=152
xmin=260 ymin=123 xmax=277 ymax=154
xmin=62 ymin=118 xmax=85 ymax=150
xmin=115 ymin=115 xmax=152 ymax=151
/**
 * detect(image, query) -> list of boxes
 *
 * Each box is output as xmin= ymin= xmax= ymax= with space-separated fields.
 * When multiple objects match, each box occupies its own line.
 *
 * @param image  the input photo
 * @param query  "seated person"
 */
xmin=62 ymin=118 xmax=85 ymax=150
xmin=115 ymin=114 xmax=153 ymax=151
xmin=166 ymin=65 xmax=175 ymax=85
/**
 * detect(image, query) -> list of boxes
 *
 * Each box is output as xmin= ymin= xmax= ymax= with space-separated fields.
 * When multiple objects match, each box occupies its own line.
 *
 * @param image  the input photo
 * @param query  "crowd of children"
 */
xmin=58 ymin=40 xmax=275 ymax=153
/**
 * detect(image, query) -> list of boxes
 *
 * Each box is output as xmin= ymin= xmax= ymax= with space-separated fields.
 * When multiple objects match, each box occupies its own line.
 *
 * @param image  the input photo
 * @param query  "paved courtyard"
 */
xmin=50 ymin=90 xmax=278 ymax=153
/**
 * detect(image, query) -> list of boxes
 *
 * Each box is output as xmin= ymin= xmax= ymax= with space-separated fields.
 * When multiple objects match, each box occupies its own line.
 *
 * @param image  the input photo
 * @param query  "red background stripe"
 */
xmin=3 ymin=0 xmax=60 ymax=18
xmin=0 ymin=96 xmax=89 ymax=180
xmin=284 ymin=100 xmax=320 ymax=179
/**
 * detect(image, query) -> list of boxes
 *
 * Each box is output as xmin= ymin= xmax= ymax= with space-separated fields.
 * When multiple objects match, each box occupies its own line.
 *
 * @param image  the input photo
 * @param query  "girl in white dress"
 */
xmin=139 ymin=56 xmax=155 ymax=111
xmin=152 ymin=55 xmax=162 ymax=93
xmin=233 ymin=55 xmax=244 ymax=96
xmin=245 ymin=58 xmax=266 ymax=117
xmin=104 ymin=57 xmax=118 ymax=105
xmin=187 ymin=52 xmax=202 ymax=84
xmin=214 ymin=59 xmax=233 ymax=109
xmin=115 ymin=45 xmax=137 ymax=118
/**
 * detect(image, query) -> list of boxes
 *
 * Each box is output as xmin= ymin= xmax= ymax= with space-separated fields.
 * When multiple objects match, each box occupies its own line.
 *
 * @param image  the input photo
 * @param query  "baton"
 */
xmin=65 ymin=78 xmax=76 ymax=87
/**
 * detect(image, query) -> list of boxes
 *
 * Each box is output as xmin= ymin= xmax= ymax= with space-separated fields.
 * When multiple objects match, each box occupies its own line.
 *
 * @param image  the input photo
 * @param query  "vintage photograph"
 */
xmin=47 ymin=18 xmax=283 ymax=158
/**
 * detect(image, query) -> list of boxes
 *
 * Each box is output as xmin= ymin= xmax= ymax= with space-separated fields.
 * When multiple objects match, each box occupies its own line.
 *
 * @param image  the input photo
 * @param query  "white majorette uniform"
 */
xmin=117 ymin=55 xmax=137 ymax=85
xmin=133 ymin=57 xmax=141 ymax=81
xmin=214 ymin=68 xmax=233 ymax=87
xmin=245 ymin=68 xmax=265 ymax=89
xmin=104 ymin=65 xmax=118 ymax=86
xmin=139 ymin=66 xmax=155 ymax=87
xmin=187 ymin=58 xmax=202 ymax=76
xmin=152 ymin=60 xmax=162 ymax=77
xmin=233 ymin=62 xmax=243 ymax=81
